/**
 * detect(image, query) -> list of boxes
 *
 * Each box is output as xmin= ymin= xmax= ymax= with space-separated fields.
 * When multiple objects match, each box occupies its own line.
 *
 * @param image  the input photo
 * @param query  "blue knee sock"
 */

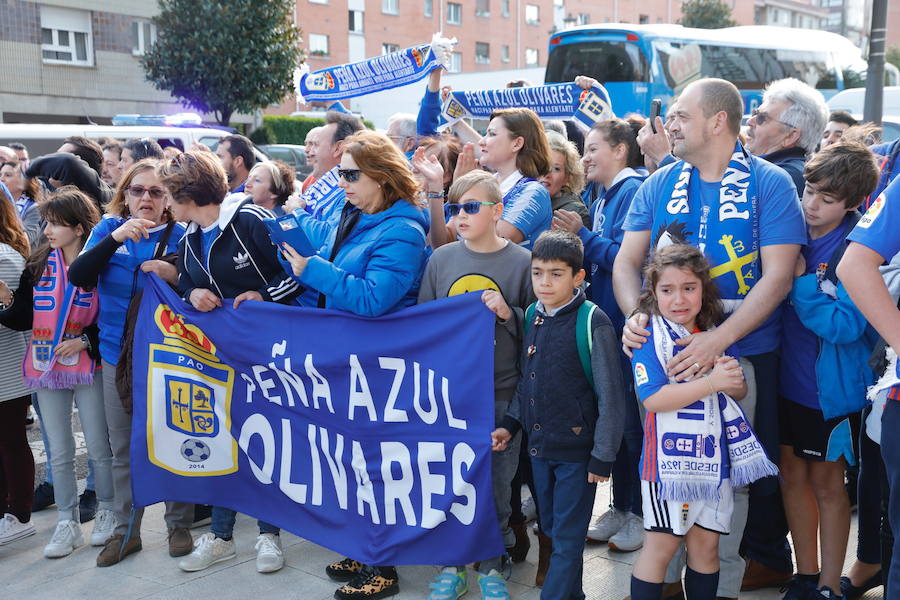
xmin=630 ymin=575 xmax=663 ymax=600
xmin=684 ymin=566 xmax=719 ymax=600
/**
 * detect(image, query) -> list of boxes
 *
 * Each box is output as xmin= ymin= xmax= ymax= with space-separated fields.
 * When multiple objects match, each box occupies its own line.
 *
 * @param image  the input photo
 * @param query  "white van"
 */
xmin=826 ymin=87 xmax=900 ymax=117
xmin=0 ymin=124 xmax=265 ymax=160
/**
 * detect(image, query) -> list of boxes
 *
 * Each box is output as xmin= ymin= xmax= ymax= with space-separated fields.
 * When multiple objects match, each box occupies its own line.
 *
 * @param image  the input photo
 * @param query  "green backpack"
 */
xmin=524 ymin=300 xmax=598 ymax=383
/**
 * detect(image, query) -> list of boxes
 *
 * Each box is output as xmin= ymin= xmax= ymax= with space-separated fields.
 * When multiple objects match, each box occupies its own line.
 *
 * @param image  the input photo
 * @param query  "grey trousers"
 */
xmin=102 ymin=360 xmax=193 ymax=537
xmin=663 ymin=357 xmax=757 ymax=598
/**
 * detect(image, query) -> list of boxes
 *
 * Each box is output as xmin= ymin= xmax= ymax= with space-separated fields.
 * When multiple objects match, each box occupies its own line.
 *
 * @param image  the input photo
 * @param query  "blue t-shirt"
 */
xmin=501 ymin=179 xmax=551 ymax=251
xmin=199 ymin=223 xmax=219 ymax=271
xmin=847 ymin=177 xmax=900 ymax=383
xmin=82 ymin=216 xmax=186 ymax=365
xmin=623 ymin=157 xmax=806 ymax=356
xmin=779 ymin=217 xmax=850 ymax=409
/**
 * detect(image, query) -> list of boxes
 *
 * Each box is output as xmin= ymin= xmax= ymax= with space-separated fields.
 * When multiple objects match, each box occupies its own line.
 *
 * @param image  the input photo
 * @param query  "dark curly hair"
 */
xmin=636 ymin=244 xmax=723 ymax=331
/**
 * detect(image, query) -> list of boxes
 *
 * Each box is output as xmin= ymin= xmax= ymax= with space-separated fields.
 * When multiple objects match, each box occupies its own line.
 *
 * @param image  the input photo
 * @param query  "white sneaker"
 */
xmin=521 ymin=495 xmax=538 ymax=522
xmin=90 ymin=509 xmax=116 ymax=546
xmin=178 ymin=532 xmax=236 ymax=572
xmin=0 ymin=513 xmax=36 ymax=544
xmin=44 ymin=520 xmax=84 ymax=558
xmin=254 ymin=533 xmax=284 ymax=573
xmin=586 ymin=507 xmax=628 ymax=542
xmin=608 ymin=513 xmax=645 ymax=552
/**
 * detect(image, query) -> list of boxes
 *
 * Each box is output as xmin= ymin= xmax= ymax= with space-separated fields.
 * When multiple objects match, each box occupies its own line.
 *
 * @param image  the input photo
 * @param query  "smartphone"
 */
xmin=650 ymin=99 xmax=662 ymax=133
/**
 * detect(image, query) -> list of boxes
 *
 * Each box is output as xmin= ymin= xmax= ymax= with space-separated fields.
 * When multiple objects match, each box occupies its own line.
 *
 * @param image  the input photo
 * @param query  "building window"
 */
xmin=475 ymin=42 xmax=490 ymax=64
xmin=525 ymin=4 xmax=539 ymax=25
xmin=309 ymin=0 xmax=328 ymax=4
xmin=501 ymin=0 xmax=510 ymax=17
xmin=424 ymin=0 xmax=433 ymax=17
xmin=449 ymin=51 xmax=462 ymax=73
xmin=525 ymin=47 xmax=539 ymax=65
xmin=578 ymin=13 xmax=590 ymax=25
xmin=382 ymin=43 xmax=400 ymax=54
xmin=131 ymin=20 xmax=156 ymax=56
xmin=476 ymin=0 xmax=490 ymax=17
xmin=309 ymin=33 xmax=329 ymax=57
xmin=502 ymin=44 xmax=510 ymax=62
xmin=41 ymin=6 xmax=93 ymax=66
xmin=639 ymin=14 xmax=649 ymax=24
xmin=447 ymin=2 xmax=462 ymax=24
xmin=382 ymin=0 xmax=399 ymax=14
xmin=349 ymin=10 xmax=364 ymax=33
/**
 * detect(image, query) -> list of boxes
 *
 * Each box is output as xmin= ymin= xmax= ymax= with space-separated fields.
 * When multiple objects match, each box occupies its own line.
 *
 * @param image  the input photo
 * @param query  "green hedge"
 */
xmin=255 ymin=115 xmax=375 ymax=145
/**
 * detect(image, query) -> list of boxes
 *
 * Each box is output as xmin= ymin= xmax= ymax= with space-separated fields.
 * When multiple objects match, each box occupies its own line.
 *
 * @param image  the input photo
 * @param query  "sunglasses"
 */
xmin=750 ymin=108 xmax=794 ymax=128
xmin=447 ymin=201 xmax=499 ymax=217
xmin=125 ymin=185 xmax=166 ymax=199
xmin=338 ymin=168 xmax=362 ymax=183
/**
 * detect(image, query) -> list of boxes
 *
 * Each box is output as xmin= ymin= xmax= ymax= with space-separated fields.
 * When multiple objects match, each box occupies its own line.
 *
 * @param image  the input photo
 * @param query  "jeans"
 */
xmin=37 ymin=379 xmax=113 ymax=523
xmin=33 ymin=394 xmax=96 ymax=490
xmin=611 ymin=377 xmax=643 ymax=517
xmin=881 ymin=394 xmax=900 ymax=598
xmin=0 ymin=396 xmax=34 ymax=522
xmin=532 ymin=457 xmax=596 ymax=600
xmin=102 ymin=360 xmax=193 ymax=537
xmin=211 ymin=507 xmax=279 ymax=539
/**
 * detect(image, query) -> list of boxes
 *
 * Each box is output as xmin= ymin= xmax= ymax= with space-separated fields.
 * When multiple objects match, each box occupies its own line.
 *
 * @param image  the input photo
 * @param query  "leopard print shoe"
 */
xmin=326 ymin=557 xmax=365 ymax=581
xmin=333 ymin=565 xmax=399 ymax=600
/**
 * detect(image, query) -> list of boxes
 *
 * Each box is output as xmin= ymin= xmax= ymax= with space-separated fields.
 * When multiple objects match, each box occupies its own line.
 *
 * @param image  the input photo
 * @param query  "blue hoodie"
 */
xmin=293 ymin=200 xmax=429 ymax=316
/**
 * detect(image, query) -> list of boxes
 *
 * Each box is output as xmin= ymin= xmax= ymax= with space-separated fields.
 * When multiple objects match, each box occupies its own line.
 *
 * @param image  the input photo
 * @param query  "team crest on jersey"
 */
xmin=146 ymin=304 xmax=237 ymax=477
xmin=858 ymin=194 xmax=885 ymax=229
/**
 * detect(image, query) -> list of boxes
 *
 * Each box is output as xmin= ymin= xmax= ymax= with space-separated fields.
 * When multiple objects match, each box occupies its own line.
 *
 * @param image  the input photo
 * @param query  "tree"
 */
xmin=142 ymin=0 xmax=303 ymax=125
xmin=678 ymin=0 xmax=737 ymax=29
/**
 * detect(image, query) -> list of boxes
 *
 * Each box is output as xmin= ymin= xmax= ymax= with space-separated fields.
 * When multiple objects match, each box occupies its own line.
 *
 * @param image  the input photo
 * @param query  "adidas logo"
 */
xmin=114 ymin=246 xmax=129 ymax=255
xmin=233 ymin=251 xmax=250 ymax=269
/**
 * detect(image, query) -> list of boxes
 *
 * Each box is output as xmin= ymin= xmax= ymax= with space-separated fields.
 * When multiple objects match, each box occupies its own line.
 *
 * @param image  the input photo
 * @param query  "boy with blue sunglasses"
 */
xmin=418 ymin=169 xmax=534 ymax=600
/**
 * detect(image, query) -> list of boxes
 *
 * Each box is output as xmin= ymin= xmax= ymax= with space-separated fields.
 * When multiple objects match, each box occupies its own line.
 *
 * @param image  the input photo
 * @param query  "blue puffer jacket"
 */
xmin=294 ymin=199 xmax=429 ymax=316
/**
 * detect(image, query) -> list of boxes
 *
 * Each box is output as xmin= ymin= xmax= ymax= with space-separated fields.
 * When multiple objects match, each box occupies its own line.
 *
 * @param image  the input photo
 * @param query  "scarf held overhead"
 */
xmin=298 ymin=35 xmax=453 ymax=102
xmin=643 ymin=315 xmax=777 ymax=501
xmin=441 ymin=82 xmax=614 ymax=130
xmin=653 ymin=142 xmax=760 ymax=313
xmin=24 ymin=248 xmax=98 ymax=389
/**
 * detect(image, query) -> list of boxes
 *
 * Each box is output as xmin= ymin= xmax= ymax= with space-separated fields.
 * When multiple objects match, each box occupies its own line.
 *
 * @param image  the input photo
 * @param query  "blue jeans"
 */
xmin=881 ymin=394 xmax=900 ymax=598
xmin=211 ymin=506 xmax=279 ymax=539
xmin=33 ymin=394 xmax=96 ymax=490
xmin=532 ymin=457 xmax=596 ymax=600
xmin=612 ymin=378 xmax=643 ymax=516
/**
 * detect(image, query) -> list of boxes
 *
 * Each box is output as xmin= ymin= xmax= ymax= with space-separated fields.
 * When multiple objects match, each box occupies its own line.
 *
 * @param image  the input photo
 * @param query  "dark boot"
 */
xmin=507 ymin=521 xmax=531 ymax=563
xmin=535 ymin=532 xmax=551 ymax=587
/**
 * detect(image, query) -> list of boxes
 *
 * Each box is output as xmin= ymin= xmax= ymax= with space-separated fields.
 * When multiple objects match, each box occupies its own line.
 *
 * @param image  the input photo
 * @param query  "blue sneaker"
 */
xmin=781 ymin=576 xmax=818 ymax=600
xmin=478 ymin=569 xmax=510 ymax=600
xmin=427 ymin=567 xmax=467 ymax=600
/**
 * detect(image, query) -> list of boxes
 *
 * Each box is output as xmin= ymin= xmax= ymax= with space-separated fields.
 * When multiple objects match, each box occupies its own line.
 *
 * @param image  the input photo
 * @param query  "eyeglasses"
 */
xmin=750 ymin=108 xmax=795 ymax=129
xmin=338 ymin=168 xmax=362 ymax=183
xmin=125 ymin=185 xmax=166 ymax=199
xmin=447 ymin=201 xmax=499 ymax=217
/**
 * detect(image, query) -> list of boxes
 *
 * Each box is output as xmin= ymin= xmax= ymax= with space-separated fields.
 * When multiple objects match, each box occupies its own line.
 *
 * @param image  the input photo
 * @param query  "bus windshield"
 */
xmin=545 ymin=41 xmax=650 ymax=85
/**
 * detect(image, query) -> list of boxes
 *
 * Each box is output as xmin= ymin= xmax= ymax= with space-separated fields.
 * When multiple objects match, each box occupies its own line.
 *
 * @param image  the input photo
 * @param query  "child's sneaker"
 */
xmin=781 ymin=575 xmax=819 ymax=600
xmin=334 ymin=565 xmax=399 ymax=600
xmin=326 ymin=556 xmax=365 ymax=581
xmin=177 ymin=532 xmax=236 ymax=572
xmin=478 ymin=569 xmax=511 ymax=600
xmin=586 ymin=507 xmax=628 ymax=542
xmin=44 ymin=520 xmax=84 ymax=557
xmin=427 ymin=567 xmax=467 ymax=600
xmin=90 ymin=509 xmax=116 ymax=546
xmin=608 ymin=513 xmax=645 ymax=552
xmin=0 ymin=513 xmax=36 ymax=544
xmin=254 ymin=533 xmax=283 ymax=573
xmin=812 ymin=586 xmax=844 ymax=600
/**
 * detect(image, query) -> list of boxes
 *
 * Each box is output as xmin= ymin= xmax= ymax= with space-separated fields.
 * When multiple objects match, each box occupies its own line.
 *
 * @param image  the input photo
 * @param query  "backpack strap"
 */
xmin=576 ymin=301 xmax=598 ymax=384
xmin=524 ymin=302 xmax=536 ymax=335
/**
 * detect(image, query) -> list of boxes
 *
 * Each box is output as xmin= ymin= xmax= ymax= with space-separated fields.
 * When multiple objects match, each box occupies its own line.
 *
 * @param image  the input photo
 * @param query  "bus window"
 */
xmin=545 ymin=41 xmax=650 ymax=85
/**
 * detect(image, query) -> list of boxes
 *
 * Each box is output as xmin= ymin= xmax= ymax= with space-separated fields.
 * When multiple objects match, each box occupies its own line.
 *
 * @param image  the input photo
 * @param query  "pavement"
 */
xmin=3 ymin=413 xmax=886 ymax=600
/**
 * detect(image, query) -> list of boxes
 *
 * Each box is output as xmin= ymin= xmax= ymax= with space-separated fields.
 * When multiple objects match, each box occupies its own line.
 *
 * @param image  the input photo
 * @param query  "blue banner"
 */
xmin=130 ymin=275 xmax=504 ymax=565
xmin=300 ymin=43 xmax=445 ymax=102
xmin=441 ymin=82 xmax=615 ymax=129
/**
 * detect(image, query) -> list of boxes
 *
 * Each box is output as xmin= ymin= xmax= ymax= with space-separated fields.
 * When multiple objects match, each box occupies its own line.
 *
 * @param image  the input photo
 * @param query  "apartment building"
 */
xmin=0 ymin=0 xmax=251 ymax=125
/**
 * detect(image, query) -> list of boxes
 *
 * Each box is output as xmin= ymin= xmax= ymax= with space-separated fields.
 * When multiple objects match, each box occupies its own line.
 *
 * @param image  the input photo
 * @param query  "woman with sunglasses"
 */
xmin=478 ymin=107 xmax=552 ymax=251
xmin=157 ymin=151 xmax=301 ymax=576
xmin=68 ymin=159 xmax=193 ymax=568
xmin=280 ymin=130 xmax=428 ymax=599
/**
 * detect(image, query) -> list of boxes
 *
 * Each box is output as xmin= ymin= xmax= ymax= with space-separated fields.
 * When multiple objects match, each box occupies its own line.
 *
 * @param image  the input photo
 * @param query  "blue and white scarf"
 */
xmin=653 ymin=142 xmax=760 ymax=313
xmin=647 ymin=315 xmax=777 ymax=501
xmin=303 ymin=167 xmax=344 ymax=222
xmin=441 ymin=83 xmax=614 ymax=130
xmin=299 ymin=35 xmax=453 ymax=102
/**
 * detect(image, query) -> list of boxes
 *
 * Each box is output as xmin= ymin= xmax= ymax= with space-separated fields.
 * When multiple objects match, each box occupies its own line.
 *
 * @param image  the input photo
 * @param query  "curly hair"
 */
xmin=489 ymin=108 xmax=551 ymax=178
xmin=342 ymin=130 xmax=421 ymax=211
xmin=545 ymin=131 xmax=585 ymax=196
xmin=636 ymin=244 xmax=723 ymax=332
xmin=106 ymin=159 xmax=161 ymax=217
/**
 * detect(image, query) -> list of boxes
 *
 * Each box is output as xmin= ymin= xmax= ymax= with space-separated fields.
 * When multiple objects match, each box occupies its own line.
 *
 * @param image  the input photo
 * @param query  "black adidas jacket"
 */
xmin=177 ymin=196 xmax=300 ymax=304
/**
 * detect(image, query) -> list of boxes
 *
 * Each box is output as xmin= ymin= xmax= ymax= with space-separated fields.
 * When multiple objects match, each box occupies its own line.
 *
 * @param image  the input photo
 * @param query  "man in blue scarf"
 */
xmin=612 ymin=77 xmax=806 ymax=600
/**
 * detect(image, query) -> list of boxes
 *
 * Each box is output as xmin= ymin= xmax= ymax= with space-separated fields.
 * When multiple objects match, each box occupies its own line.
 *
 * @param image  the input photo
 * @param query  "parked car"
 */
xmin=259 ymin=144 xmax=312 ymax=179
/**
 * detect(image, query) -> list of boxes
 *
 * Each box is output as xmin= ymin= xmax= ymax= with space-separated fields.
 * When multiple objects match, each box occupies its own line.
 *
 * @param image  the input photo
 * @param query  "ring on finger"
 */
xmin=692 ymin=362 xmax=701 ymax=371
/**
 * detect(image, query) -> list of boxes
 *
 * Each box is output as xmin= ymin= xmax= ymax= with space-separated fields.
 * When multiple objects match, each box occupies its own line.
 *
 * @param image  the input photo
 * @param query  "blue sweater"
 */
xmin=294 ymin=200 xmax=429 ymax=316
